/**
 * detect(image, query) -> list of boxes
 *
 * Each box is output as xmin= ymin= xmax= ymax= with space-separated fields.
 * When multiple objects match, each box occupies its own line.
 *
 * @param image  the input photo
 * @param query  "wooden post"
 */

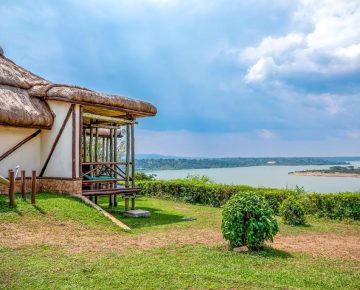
xmin=94 ymin=196 xmax=98 ymax=205
xmin=110 ymin=129 xmax=114 ymax=164
xmin=102 ymin=137 xmax=105 ymax=161
xmin=95 ymin=127 xmax=99 ymax=162
xmin=79 ymin=105 xmax=83 ymax=176
xmin=72 ymin=105 xmax=77 ymax=179
xmin=125 ymin=125 xmax=130 ymax=188
xmin=131 ymin=197 xmax=135 ymax=210
xmin=31 ymin=170 xmax=36 ymax=205
xmin=95 ymin=127 xmax=99 ymax=177
xmin=89 ymin=126 xmax=94 ymax=164
xmin=8 ymin=170 xmax=15 ymax=207
xmin=109 ymin=194 xmax=113 ymax=208
xmin=21 ymin=170 xmax=26 ymax=200
xmin=114 ymin=128 xmax=118 ymax=163
xmin=125 ymin=197 xmax=129 ymax=211
xmin=114 ymin=127 xmax=118 ymax=196
xmin=83 ymin=128 xmax=87 ymax=162
xmin=131 ymin=124 xmax=135 ymax=187
xmin=106 ymin=137 xmax=109 ymax=162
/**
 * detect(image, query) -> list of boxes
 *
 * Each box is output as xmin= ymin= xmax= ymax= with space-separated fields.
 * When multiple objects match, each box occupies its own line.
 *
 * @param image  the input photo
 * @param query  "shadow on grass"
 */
xmin=32 ymin=204 xmax=46 ymax=215
xmin=0 ymin=198 xmax=23 ymax=215
xmin=104 ymin=205 xmax=186 ymax=229
xmin=247 ymin=246 xmax=293 ymax=259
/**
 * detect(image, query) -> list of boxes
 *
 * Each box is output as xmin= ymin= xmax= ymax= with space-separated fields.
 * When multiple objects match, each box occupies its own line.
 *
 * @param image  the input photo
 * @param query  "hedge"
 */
xmin=137 ymin=180 xmax=360 ymax=220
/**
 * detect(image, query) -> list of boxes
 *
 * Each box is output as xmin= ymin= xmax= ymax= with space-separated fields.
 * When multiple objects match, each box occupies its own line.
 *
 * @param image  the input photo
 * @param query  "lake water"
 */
xmin=149 ymin=161 xmax=360 ymax=193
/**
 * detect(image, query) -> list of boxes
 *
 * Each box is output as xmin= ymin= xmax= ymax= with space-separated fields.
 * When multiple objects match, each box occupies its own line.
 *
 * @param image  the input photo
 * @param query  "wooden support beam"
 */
xmin=95 ymin=127 xmax=99 ymax=163
xmin=110 ymin=129 xmax=114 ymax=163
xmin=40 ymin=105 xmax=74 ymax=177
xmin=106 ymin=137 xmax=110 ymax=162
xmin=125 ymin=125 xmax=130 ymax=188
xmin=8 ymin=170 xmax=15 ymax=207
xmin=89 ymin=126 xmax=94 ymax=163
xmin=79 ymin=105 xmax=83 ymax=176
xmin=70 ymin=194 xmax=131 ymax=231
xmin=21 ymin=170 xmax=26 ymax=200
xmin=0 ymin=130 xmax=41 ymax=162
xmin=31 ymin=170 xmax=36 ymax=205
xmin=102 ymin=137 xmax=105 ymax=162
xmin=131 ymin=197 xmax=135 ymax=210
xmin=114 ymin=127 xmax=118 ymax=164
xmin=83 ymin=128 xmax=87 ymax=162
xmin=131 ymin=124 xmax=135 ymax=187
xmin=72 ymin=104 xmax=77 ymax=179
xmin=125 ymin=197 xmax=129 ymax=211
xmin=83 ymin=113 xmax=136 ymax=125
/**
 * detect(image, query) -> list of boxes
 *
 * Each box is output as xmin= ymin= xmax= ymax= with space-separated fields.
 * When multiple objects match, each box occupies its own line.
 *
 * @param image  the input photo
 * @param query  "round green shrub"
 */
xmin=221 ymin=192 xmax=279 ymax=251
xmin=280 ymin=196 xmax=306 ymax=225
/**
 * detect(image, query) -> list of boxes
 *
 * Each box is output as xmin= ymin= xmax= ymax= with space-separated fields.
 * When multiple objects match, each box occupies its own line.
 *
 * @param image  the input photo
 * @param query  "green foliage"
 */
xmin=221 ymin=192 xmax=279 ymax=250
xmin=185 ymin=174 xmax=214 ymax=184
xmin=136 ymin=157 xmax=348 ymax=171
xmin=134 ymin=172 xmax=157 ymax=181
xmin=137 ymin=180 xmax=360 ymax=220
xmin=280 ymin=197 xmax=306 ymax=225
xmin=300 ymin=192 xmax=360 ymax=220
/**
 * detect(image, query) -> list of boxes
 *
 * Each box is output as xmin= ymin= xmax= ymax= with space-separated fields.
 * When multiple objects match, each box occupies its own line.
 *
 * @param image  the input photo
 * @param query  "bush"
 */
xmin=280 ymin=197 xmax=306 ymax=225
xmin=135 ymin=172 xmax=157 ymax=181
xmin=221 ymin=192 xmax=279 ymax=250
xmin=300 ymin=192 xmax=360 ymax=220
xmin=137 ymin=180 xmax=360 ymax=220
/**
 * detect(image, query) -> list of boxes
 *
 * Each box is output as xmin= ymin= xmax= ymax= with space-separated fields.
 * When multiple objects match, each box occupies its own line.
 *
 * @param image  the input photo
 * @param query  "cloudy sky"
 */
xmin=1 ymin=0 xmax=360 ymax=157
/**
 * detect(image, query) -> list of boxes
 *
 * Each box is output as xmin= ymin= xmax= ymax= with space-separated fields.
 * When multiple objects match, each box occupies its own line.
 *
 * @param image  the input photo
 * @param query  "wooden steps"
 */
xmin=82 ymin=186 xmax=141 ymax=197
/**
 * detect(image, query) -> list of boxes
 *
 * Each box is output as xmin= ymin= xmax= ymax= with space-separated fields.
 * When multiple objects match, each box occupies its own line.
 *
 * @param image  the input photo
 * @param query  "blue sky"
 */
xmin=1 ymin=0 xmax=360 ymax=157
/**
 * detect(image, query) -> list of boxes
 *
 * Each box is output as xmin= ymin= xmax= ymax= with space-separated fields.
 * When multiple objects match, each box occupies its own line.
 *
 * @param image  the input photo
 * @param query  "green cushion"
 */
xmin=83 ymin=174 xmax=114 ymax=180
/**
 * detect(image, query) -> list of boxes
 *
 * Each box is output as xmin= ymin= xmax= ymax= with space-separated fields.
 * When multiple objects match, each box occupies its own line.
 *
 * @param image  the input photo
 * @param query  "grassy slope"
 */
xmin=0 ymin=193 xmax=359 ymax=290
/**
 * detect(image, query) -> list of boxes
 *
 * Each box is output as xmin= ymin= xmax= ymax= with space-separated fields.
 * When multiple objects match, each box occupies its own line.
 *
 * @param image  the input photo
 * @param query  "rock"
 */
xmin=123 ymin=209 xmax=151 ymax=218
xmin=0 ymin=46 xmax=3 ymax=56
xmin=233 ymin=246 xmax=249 ymax=253
xmin=181 ymin=217 xmax=197 ymax=221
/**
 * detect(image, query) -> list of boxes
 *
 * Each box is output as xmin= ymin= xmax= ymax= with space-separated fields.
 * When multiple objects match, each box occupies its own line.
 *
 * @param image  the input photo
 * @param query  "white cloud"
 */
xmin=348 ymin=130 xmax=360 ymax=139
xmin=257 ymin=129 xmax=277 ymax=139
xmin=241 ymin=33 xmax=305 ymax=61
xmin=244 ymin=57 xmax=275 ymax=82
xmin=235 ymin=0 xmax=360 ymax=82
xmin=307 ymin=94 xmax=344 ymax=116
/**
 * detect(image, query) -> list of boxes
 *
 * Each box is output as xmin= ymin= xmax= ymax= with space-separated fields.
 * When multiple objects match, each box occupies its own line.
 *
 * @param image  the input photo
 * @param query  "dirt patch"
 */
xmin=271 ymin=233 xmax=360 ymax=260
xmin=1 ymin=220 xmax=359 ymax=260
xmin=0 ymin=220 xmax=223 ymax=254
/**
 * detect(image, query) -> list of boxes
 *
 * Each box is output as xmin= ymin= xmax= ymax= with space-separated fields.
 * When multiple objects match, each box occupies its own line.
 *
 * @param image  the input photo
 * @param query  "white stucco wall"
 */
xmin=40 ymin=101 xmax=80 ymax=178
xmin=0 ymin=101 xmax=80 ymax=179
xmin=0 ymin=127 xmax=41 ymax=177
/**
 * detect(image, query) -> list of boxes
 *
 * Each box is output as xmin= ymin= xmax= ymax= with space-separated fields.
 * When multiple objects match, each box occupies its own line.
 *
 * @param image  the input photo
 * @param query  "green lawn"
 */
xmin=0 ymin=193 xmax=359 ymax=289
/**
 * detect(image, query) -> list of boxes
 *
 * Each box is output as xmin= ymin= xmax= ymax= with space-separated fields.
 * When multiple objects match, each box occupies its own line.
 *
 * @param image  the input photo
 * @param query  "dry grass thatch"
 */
xmin=0 ymin=53 xmax=156 ymax=129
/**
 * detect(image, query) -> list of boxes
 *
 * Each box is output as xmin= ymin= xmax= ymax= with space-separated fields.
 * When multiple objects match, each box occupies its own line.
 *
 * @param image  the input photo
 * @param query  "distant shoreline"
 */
xmin=289 ymin=171 xmax=360 ymax=178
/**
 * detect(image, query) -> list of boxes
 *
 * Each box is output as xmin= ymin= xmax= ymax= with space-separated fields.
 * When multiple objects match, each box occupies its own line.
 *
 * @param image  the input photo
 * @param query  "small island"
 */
xmin=289 ymin=166 xmax=360 ymax=178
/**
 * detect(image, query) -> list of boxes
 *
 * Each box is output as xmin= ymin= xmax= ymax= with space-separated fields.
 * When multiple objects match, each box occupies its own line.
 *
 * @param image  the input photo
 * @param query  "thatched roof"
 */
xmin=0 ymin=51 xmax=157 ymax=129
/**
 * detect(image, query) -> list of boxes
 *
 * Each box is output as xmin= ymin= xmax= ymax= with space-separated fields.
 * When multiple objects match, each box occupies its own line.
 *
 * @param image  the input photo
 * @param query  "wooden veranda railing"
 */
xmin=80 ymin=110 xmax=138 ymax=209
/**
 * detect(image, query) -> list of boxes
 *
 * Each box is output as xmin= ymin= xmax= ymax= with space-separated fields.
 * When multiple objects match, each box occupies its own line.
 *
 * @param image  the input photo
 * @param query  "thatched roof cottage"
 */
xmin=0 ymin=48 xmax=156 ymax=204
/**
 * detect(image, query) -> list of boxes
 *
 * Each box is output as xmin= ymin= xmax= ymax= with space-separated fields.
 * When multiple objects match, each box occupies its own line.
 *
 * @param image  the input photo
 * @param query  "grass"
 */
xmin=0 ymin=193 xmax=359 ymax=289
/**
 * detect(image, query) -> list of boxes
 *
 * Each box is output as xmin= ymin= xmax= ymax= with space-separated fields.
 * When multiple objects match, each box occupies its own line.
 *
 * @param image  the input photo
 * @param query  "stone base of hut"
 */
xmin=0 ymin=178 xmax=82 ymax=195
